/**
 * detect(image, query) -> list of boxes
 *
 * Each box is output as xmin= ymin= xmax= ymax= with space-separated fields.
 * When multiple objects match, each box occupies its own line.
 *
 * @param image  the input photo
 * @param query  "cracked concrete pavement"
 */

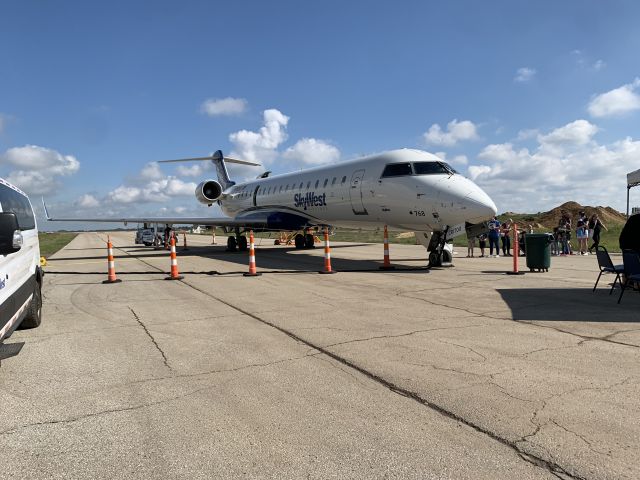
xmin=1 ymin=231 xmax=638 ymax=479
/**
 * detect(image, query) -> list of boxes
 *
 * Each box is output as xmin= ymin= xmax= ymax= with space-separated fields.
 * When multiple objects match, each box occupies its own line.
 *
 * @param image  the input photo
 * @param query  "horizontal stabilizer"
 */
xmin=158 ymin=154 xmax=260 ymax=166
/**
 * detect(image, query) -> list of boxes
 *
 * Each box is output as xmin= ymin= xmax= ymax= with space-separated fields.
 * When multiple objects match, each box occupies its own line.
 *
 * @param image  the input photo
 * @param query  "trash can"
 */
xmin=525 ymin=233 xmax=553 ymax=272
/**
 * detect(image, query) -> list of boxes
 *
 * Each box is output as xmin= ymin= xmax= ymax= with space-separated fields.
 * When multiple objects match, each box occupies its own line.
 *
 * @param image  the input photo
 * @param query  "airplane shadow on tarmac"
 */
xmin=497 ymin=288 xmax=640 ymax=323
xmin=47 ymin=244 xmax=432 ymax=276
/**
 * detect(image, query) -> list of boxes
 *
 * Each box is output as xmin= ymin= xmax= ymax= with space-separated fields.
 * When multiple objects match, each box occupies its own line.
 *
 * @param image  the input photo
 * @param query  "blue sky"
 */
xmin=1 ymin=1 xmax=640 ymax=228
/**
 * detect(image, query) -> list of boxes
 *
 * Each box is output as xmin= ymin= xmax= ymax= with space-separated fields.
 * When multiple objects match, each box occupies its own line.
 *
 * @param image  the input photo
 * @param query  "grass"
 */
xmin=38 ymin=232 xmax=78 ymax=258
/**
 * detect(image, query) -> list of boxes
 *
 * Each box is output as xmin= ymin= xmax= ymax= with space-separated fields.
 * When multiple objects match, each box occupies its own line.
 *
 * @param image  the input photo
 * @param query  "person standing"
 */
xmin=558 ymin=210 xmax=572 ymax=255
xmin=576 ymin=211 xmax=588 ymax=255
xmin=500 ymin=219 xmax=512 ymax=256
xmin=488 ymin=216 xmax=501 ymax=257
xmin=588 ymin=214 xmax=607 ymax=253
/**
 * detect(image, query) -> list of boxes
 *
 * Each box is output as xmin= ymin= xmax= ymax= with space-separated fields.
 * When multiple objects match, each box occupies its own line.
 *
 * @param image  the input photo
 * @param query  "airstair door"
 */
xmin=350 ymin=169 xmax=368 ymax=215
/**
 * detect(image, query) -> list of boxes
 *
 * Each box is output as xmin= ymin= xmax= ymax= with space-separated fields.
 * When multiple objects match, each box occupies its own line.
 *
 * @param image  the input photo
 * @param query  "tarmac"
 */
xmin=0 ymin=231 xmax=638 ymax=479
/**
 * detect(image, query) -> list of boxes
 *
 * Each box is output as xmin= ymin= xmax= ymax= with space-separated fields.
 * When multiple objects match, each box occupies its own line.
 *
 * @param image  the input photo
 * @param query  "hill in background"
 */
xmin=501 ymin=202 xmax=627 ymax=230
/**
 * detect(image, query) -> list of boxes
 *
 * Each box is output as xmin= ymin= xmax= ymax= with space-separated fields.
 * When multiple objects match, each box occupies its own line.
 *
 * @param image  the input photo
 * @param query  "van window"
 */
xmin=0 ymin=185 xmax=35 ymax=230
xmin=381 ymin=163 xmax=412 ymax=178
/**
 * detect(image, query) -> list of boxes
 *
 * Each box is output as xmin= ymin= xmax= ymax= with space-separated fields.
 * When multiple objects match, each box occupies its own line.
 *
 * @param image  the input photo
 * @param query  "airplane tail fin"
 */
xmin=158 ymin=150 xmax=260 ymax=190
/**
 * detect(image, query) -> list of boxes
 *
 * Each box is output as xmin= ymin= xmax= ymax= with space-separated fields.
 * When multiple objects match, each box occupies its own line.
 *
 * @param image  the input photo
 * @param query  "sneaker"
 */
xmin=496 ymin=254 xmax=500 ymax=257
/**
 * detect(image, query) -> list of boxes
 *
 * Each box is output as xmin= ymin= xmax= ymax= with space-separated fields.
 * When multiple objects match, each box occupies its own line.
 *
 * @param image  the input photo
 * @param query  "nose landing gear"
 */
xmin=427 ymin=229 xmax=453 ymax=268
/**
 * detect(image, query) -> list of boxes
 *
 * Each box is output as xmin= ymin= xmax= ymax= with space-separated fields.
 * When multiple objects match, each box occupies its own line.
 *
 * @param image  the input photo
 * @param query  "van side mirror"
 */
xmin=0 ymin=212 xmax=22 ymax=255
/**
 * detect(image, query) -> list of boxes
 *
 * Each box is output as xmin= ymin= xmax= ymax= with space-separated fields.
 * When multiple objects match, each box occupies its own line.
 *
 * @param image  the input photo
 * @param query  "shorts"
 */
xmin=576 ymin=227 xmax=586 ymax=239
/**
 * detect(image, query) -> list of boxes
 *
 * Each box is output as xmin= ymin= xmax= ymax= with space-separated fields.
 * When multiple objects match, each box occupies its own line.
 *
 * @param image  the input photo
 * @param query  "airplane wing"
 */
xmin=42 ymin=200 xmax=309 ymax=230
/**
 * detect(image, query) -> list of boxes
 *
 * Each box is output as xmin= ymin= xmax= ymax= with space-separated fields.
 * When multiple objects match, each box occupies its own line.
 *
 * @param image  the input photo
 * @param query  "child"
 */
xmin=467 ymin=235 xmax=476 ymax=257
xmin=478 ymin=234 xmax=487 ymax=257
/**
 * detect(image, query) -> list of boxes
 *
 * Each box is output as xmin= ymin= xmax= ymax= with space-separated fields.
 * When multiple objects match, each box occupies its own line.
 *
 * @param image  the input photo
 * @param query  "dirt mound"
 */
xmin=535 ymin=202 xmax=626 ymax=229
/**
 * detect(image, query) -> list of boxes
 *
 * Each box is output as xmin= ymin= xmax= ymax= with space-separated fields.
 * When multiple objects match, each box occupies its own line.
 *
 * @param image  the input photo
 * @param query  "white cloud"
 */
xmin=516 ymin=129 xmax=539 ymax=141
xmin=200 ymin=97 xmax=248 ymax=117
xmin=593 ymin=59 xmax=606 ymax=71
xmin=75 ymin=194 xmax=99 ymax=208
xmin=0 ymin=145 xmax=80 ymax=195
xmin=104 ymin=161 xmax=197 ymax=205
xmin=106 ymin=176 xmax=197 ymax=204
xmin=283 ymin=138 xmax=340 ymax=166
xmin=515 ymin=67 xmax=536 ymax=82
xmin=139 ymin=162 xmax=163 ymax=180
xmin=176 ymin=164 xmax=209 ymax=177
xmin=537 ymin=119 xmax=598 ymax=148
xmin=469 ymin=119 xmax=640 ymax=212
xmin=434 ymin=151 xmax=468 ymax=166
xmin=423 ymin=119 xmax=479 ymax=147
xmin=588 ymin=78 xmax=640 ymax=118
xmin=1 ymin=145 xmax=79 ymax=175
xmin=229 ymin=108 xmax=289 ymax=164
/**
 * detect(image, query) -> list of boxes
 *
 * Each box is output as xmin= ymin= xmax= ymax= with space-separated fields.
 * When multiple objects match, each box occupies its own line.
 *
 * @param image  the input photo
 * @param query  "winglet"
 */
xmin=42 ymin=198 xmax=52 ymax=220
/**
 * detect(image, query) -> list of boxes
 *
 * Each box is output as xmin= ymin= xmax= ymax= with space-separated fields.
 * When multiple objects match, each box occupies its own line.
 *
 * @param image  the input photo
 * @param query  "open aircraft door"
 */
xmin=350 ymin=169 xmax=368 ymax=215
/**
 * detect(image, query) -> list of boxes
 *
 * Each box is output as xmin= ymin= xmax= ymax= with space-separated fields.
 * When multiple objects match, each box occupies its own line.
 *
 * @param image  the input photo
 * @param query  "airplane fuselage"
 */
xmin=217 ymin=149 xmax=496 ymax=233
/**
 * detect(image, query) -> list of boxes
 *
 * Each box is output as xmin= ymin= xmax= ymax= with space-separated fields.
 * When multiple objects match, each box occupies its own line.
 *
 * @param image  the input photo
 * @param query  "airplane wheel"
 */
xmin=428 ymin=251 xmax=442 ymax=267
xmin=238 ymin=235 xmax=248 ymax=251
xmin=227 ymin=236 xmax=237 ymax=252
xmin=304 ymin=233 xmax=315 ymax=248
xmin=294 ymin=234 xmax=305 ymax=249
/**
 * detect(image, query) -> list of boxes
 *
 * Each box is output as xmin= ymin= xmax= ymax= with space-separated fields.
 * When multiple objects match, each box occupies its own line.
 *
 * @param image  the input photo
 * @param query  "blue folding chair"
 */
xmin=593 ymin=246 xmax=624 ymax=294
xmin=617 ymin=250 xmax=640 ymax=304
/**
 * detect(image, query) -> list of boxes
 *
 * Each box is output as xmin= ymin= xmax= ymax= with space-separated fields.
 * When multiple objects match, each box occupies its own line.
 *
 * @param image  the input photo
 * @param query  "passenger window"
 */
xmin=323 ymin=179 xmax=328 ymax=187
xmin=279 ymin=185 xmax=283 ymax=193
xmin=0 ymin=185 xmax=35 ymax=230
xmin=341 ymin=176 xmax=347 ymax=184
xmin=381 ymin=163 xmax=412 ymax=177
xmin=299 ymin=182 xmax=303 ymax=189
xmin=285 ymin=184 xmax=289 ymax=191
xmin=315 ymin=180 xmax=319 ymax=188
xmin=306 ymin=181 xmax=311 ymax=189
xmin=331 ymin=177 xmax=336 ymax=186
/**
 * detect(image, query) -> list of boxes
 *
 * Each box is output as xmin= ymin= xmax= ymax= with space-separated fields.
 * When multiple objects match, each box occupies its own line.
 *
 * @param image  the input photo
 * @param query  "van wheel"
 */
xmin=20 ymin=281 xmax=42 ymax=329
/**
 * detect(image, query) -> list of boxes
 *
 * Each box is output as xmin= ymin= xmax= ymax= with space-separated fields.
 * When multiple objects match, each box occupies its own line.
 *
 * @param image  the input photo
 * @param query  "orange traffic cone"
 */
xmin=243 ymin=230 xmax=261 ymax=277
xmin=319 ymin=227 xmax=336 ymax=274
xmin=379 ymin=225 xmax=395 ymax=270
xmin=103 ymin=236 xmax=122 ymax=284
xmin=165 ymin=235 xmax=184 ymax=280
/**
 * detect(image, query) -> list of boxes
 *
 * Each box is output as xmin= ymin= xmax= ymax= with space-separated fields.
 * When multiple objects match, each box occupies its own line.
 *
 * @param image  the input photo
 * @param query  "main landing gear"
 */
xmin=226 ymin=229 xmax=249 ymax=252
xmin=294 ymin=232 xmax=315 ymax=249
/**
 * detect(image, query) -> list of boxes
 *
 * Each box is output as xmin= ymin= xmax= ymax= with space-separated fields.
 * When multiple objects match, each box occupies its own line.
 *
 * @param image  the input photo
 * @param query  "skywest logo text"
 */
xmin=294 ymin=192 xmax=327 ymax=210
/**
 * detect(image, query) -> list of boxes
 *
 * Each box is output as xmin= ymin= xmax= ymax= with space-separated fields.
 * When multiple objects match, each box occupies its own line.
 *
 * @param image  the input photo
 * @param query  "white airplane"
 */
xmin=44 ymin=148 xmax=497 ymax=266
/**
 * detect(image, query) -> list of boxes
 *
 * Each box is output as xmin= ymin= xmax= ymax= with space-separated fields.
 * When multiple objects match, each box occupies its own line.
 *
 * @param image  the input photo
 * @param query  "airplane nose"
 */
xmin=464 ymin=186 xmax=497 ymax=223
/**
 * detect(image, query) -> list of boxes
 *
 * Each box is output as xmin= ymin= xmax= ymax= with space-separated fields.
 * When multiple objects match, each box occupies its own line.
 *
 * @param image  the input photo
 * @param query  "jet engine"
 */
xmin=195 ymin=180 xmax=223 ymax=205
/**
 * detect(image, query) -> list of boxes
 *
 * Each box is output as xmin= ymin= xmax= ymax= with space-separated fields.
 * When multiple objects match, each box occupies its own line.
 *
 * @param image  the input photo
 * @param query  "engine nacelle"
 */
xmin=195 ymin=180 xmax=223 ymax=205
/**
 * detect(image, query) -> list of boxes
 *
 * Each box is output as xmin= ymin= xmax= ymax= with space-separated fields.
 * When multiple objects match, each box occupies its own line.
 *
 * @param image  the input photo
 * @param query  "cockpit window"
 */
xmin=381 ymin=163 xmax=412 ymax=177
xmin=413 ymin=161 xmax=457 ymax=175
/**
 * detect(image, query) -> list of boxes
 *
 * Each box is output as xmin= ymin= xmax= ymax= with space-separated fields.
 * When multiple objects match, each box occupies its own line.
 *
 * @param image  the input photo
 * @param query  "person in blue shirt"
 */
xmin=487 ymin=216 xmax=501 ymax=257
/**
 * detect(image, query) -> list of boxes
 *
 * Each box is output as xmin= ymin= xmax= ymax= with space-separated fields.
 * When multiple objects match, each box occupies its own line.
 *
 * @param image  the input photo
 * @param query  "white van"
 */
xmin=0 ymin=178 xmax=43 ymax=345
